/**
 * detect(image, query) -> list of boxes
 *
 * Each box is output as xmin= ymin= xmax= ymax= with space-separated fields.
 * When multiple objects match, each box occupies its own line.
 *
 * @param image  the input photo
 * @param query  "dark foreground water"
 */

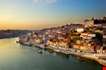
xmin=0 ymin=38 xmax=102 ymax=70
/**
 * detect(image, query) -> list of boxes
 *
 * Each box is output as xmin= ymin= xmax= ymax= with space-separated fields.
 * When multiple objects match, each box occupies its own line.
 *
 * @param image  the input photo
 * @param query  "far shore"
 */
xmin=0 ymin=30 xmax=31 ymax=39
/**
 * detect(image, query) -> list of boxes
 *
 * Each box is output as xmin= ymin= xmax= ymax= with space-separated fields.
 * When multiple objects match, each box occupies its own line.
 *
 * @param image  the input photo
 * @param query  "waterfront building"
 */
xmin=46 ymin=38 xmax=69 ymax=48
xmin=19 ymin=35 xmax=29 ymax=42
xmin=103 ymin=17 xmax=106 ymax=48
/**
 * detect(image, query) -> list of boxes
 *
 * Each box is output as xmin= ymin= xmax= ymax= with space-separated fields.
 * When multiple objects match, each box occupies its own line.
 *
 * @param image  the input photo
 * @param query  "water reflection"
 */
xmin=0 ymin=38 xmax=101 ymax=70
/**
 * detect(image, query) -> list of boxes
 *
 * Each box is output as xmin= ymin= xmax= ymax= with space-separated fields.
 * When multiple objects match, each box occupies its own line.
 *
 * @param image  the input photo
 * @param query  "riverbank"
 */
xmin=18 ymin=42 xmax=106 ymax=66
xmin=46 ymin=46 xmax=106 ymax=66
xmin=0 ymin=38 xmax=100 ymax=70
xmin=0 ymin=30 xmax=31 ymax=39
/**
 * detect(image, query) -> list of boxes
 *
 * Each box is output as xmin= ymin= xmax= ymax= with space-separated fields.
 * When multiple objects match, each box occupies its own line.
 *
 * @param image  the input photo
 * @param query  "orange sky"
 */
xmin=0 ymin=0 xmax=105 ymax=30
xmin=0 ymin=21 xmax=68 ymax=30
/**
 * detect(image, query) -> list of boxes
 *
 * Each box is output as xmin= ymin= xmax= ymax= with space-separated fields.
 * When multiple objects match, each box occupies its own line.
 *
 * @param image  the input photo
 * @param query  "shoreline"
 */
xmin=46 ymin=46 xmax=106 ymax=66
xmin=18 ymin=42 xmax=106 ymax=66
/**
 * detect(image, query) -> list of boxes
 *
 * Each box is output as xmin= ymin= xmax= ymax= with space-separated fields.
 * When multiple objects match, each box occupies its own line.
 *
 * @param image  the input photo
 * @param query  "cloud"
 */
xmin=45 ymin=0 xmax=57 ymax=4
xmin=33 ymin=0 xmax=40 ymax=3
xmin=33 ymin=0 xmax=57 ymax=4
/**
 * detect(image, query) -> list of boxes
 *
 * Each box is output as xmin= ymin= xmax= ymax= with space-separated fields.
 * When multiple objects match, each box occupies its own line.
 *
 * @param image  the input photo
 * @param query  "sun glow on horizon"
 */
xmin=0 ymin=0 xmax=105 ymax=30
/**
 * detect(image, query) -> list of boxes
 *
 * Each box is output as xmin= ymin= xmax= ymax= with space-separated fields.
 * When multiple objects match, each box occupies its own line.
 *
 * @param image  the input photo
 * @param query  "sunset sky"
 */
xmin=0 ymin=0 xmax=106 ymax=30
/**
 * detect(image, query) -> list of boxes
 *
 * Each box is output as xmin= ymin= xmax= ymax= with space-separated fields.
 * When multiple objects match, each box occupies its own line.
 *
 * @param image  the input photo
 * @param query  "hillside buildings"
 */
xmin=18 ymin=17 xmax=105 ymax=53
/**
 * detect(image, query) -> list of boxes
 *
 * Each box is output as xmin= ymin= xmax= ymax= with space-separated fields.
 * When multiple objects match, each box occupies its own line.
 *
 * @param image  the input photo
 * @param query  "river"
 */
xmin=0 ymin=38 xmax=102 ymax=70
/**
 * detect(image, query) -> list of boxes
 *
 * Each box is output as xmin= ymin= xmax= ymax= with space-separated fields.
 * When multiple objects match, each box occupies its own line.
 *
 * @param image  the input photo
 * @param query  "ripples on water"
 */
xmin=0 ymin=38 xmax=102 ymax=70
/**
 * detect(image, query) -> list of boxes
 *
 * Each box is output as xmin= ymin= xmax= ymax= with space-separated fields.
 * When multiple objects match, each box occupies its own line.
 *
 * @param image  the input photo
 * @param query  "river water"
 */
xmin=0 ymin=38 xmax=102 ymax=70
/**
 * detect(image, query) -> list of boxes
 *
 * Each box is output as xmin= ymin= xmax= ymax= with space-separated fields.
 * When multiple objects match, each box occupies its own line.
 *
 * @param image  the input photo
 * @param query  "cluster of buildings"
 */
xmin=71 ymin=17 xmax=104 ymax=53
xmin=45 ymin=30 xmax=70 ymax=48
xmin=103 ymin=17 xmax=106 ymax=48
xmin=19 ymin=32 xmax=43 ymax=46
xmin=18 ymin=17 xmax=106 ymax=53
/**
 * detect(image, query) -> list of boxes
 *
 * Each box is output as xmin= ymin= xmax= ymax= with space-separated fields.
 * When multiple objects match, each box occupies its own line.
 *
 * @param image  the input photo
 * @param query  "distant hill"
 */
xmin=0 ymin=30 xmax=31 ymax=39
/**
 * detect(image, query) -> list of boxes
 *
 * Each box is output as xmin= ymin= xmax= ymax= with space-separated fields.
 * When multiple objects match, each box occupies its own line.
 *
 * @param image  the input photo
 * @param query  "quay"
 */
xmin=46 ymin=46 xmax=106 ymax=66
xmin=17 ymin=17 xmax=106 ymax=66
xmin=18 ymin=41 xmax=106 ymax=66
